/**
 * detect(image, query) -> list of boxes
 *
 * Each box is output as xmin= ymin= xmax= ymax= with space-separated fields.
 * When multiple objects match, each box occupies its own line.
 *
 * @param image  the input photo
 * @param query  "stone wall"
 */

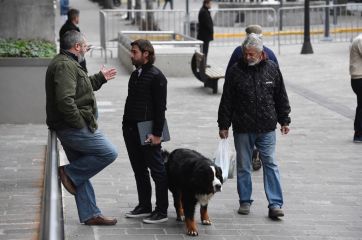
xmin=0 ymin=58 xmax=51 ymax=124
xmin=0 ymin=0 xmax=55 ymax=41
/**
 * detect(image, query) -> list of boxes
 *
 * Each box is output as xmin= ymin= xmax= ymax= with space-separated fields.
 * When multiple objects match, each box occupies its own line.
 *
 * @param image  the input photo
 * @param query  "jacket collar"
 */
xmin=60 ymin=49 xmax=79 ymax=62
xmin=140 ymin=62 xmax=153 ymax=71
xmin=60 ymin=49 xmax=87 ymax=72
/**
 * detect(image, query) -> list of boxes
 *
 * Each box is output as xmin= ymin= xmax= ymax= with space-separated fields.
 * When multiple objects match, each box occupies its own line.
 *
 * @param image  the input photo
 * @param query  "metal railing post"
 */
xmin=39 ymin=130 xmax=64 ymax=240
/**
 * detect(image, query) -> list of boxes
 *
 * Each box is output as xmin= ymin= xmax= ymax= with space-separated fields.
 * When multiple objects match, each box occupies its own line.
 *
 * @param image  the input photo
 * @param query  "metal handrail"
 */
xmin=39 ymin=130 xmax=64 ymax=240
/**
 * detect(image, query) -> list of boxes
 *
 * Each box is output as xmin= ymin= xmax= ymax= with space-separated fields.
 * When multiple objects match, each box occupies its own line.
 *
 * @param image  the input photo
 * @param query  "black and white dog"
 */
xmin=163 ymin=148 xmax=223 ymax=236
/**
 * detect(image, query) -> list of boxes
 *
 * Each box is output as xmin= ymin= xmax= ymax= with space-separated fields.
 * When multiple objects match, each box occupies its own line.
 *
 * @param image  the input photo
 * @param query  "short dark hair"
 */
xmin=61 ymin=30 xmax=84 ymax=50
xmin=131 ymin=39 xmax=155 ymax=64
xmin=67 ymin=9 xmax=79 ymax=21
xmin=203 ymin=0 xmax=211 ymax=5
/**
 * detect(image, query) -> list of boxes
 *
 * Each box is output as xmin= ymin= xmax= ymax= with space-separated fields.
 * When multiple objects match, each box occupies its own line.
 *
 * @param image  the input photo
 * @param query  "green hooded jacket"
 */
xmin=45 ymin=51 xmax=107 ymax=132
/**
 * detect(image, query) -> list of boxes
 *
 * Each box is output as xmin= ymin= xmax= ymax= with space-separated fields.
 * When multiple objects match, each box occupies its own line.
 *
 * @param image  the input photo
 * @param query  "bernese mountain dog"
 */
xmin=163 ymin=148 xmax=223 ymax=236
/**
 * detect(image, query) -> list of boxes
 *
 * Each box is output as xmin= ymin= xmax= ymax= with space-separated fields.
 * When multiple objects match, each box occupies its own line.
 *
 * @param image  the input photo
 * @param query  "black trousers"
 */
xmin=202 ymin=40 xmax=210 ymax=64
xmin=352 ymin=78 xmax=362 ymax=135
xmin=123 ymin=122 xmax=168 ymax=214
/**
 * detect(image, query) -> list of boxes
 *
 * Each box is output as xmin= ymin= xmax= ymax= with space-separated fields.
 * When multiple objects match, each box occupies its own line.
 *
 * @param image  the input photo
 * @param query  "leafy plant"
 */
xmin=0 ymin=39 xmax=56 ymax=58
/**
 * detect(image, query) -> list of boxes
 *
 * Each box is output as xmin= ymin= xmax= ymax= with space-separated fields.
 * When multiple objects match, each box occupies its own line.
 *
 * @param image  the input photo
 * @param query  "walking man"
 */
xmin=123 ymin=39 xmax=169 ymax=223
xmin=226 ymin=24 xmax=280 ymax=171
xmin=45 ymin=30 xmax=118 ymax=225
xmin=349 ymin=34 xmax=362 ymax=143
xmin=218 ymin=34 xmax=291 ymax=219
xmin=163 ymin=0 xmax=173 ymax=9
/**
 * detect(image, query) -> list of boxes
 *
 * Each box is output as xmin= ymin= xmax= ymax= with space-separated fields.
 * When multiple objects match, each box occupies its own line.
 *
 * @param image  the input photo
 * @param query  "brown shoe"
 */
xmin=84 ymin=215 xmax=117 ymax=226
xmin=58 ymin=166 xmax=76 ymax=195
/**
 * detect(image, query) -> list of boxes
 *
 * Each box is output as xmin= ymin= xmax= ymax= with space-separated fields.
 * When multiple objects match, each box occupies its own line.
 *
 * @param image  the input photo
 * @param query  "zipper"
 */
xmin=144 ymin=104 xmax=148 ymax=120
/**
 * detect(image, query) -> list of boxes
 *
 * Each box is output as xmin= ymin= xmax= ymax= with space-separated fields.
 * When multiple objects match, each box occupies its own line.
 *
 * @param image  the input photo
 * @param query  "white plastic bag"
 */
xmin=214 ymin=139 xmax=230 ymax=182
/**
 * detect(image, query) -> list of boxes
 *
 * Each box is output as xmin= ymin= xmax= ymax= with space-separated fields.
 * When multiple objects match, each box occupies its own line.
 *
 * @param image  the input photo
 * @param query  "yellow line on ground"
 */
xmin=214 ymin=28 xmax=362 ymax=39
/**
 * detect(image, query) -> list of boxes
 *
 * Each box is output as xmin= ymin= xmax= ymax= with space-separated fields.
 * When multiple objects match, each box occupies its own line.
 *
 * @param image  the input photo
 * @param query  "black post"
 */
xmin=185 ymin=0 xmax=190 ymax=36
xmin=323 ymin=0 xmax=332 ymax=40
xmin=301 ymin=0 xmax=314 ymax=54
xmin=333 ymin=0 xmax=337 ymax=25
xmin=279 ymin=0 xmax=283 ymax=31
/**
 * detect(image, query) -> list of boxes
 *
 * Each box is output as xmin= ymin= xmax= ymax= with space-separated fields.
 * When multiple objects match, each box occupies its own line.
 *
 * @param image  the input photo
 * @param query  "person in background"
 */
xmin=59 ymin=9 xmax=80 ymax=42
xmin=218 ymin=33 xmax=290 ymax=219
xmin=60 ymin=0 xmax=69 ymax=24
xmin=226 ymin=25 xmax=278 ymax=75
xmin=349 ymin=34 xmax=362 ymax=143
xmin=59 ymin=8 xmax=89 ymax=71
xmin=163 ymin=0 xmax=173 ymax=9
xmin=197 ymin=0 xmax=214 ymax=66
xmin=45 ymin=30 xmax=118 ymax=226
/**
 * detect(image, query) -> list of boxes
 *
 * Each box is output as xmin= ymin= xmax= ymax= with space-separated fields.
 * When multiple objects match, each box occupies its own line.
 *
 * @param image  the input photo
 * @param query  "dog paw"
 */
xmin=201 ymin=219 xmax=212 ymax=225
xmin=187 ymin=230 xmax=199 ymax=236
xmin=176 ymin=215 xmax=185 ymax=222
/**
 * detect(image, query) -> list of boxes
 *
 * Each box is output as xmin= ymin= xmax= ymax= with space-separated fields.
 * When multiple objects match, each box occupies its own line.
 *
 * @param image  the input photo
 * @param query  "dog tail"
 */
xmin=161 ymin=149 xmax=170 ymax=163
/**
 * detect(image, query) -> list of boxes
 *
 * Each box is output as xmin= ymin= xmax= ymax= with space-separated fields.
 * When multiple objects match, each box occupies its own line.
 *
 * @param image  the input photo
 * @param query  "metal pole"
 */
xmin=333 ymin=0 xmax=337 ymax=25
xmin=323 ymin=0 xmax=332 ymax=41
xmin=301 ymin=0 xmax=313 ymax=54
xmin=39 ymin=131 xmax=64 ymax=240
xmin=185 ymin=0 xmax=190 ymax=36
xmin=279 ymin=0 xmax=283 ymax=31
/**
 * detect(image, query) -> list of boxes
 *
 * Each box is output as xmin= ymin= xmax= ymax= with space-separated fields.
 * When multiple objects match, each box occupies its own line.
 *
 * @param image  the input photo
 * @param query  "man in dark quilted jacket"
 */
xmin=218 ymin=33 xmax=291 ymax=220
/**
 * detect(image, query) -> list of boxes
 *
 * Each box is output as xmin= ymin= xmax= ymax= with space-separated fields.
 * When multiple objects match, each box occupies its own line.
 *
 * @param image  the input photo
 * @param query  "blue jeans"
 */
xmin=56 ymin=127 xmax=118 ymax=223
xmin=233 ymin=131 xmax=283 ymax=209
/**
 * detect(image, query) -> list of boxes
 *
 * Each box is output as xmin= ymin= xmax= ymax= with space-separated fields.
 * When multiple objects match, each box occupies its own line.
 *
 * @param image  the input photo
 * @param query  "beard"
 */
xmin=78 ymin=52 xmax=85 ymax=63
xmin=131 ymin=58 xmax=143 ymax=67
xmin=247 ymin=58 xmax=261 ymax=66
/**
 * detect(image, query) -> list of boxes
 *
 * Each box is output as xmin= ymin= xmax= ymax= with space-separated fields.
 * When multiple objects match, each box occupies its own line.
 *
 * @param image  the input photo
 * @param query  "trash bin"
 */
xmin=189 ymin=21 xmax=199 ymax=39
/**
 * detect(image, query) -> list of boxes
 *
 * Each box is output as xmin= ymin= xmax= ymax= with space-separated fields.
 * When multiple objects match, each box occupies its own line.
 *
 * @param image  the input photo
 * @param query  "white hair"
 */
xmin=242 ymin=33 xmax=263 ymax=52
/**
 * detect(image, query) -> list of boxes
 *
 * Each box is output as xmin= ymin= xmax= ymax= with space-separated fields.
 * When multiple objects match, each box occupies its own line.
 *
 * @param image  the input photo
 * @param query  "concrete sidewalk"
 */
xmin=1 ymin=0 xmax=361 ymax=239
xmin=60 ymin=41 xmax=362 ymax=240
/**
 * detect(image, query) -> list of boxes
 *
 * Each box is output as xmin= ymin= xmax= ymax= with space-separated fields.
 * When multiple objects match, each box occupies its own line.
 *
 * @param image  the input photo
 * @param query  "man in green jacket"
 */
xmin=45 ymin=30 xmax=118 ymax=225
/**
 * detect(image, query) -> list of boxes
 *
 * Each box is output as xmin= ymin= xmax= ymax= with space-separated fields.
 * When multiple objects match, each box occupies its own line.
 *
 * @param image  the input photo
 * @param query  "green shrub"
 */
xmin=0 ymin=39 xmax=56 ymax=58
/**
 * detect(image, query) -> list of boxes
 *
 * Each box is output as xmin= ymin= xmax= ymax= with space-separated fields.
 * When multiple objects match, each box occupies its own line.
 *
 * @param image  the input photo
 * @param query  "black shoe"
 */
xmin=252 ymin=149 xmax=262 ymax=171
xmin=268 ymin=207 xmax=284 ymax=219
xmin=125 ymin=205 xmax=152 ymax=218
xmin=353 ymin=134 xmax=362 ymax=143
xmin=142 ymin=211 xmax=168 ymax=224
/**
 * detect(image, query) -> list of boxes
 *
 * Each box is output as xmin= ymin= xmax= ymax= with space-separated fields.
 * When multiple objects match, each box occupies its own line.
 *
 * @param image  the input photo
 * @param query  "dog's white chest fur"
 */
xmin=195 ymin=193 xmax=214 ymax=206
xmin=195 ymin=166 xmax=221 ymax=206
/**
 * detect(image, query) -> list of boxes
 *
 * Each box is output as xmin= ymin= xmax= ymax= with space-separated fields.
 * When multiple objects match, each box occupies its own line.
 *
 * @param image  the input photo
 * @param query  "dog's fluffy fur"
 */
xmin=163 ymin=148 xmax=223 ymax=236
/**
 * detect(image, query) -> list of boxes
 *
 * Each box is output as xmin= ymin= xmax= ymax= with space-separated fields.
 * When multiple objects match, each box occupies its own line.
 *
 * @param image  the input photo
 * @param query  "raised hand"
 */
xmin=100 ymin=65 xmax=117 ymax=81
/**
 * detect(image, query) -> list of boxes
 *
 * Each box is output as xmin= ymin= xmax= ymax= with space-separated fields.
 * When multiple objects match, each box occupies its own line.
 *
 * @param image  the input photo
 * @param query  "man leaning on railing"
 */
xmin=45 ymin=30 xmax=119 ymax=226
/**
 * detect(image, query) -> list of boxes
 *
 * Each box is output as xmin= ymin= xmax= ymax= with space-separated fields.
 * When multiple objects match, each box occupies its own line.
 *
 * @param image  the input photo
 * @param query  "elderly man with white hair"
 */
xmin=217 ymin=33 xmax=291 ymax=219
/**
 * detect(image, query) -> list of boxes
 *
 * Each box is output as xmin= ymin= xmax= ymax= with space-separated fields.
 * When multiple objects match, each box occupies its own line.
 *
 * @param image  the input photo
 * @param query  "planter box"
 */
xmin=0 ymin=58 xmax=51 ymax=124
xmin=118 ymin=31 xmax=203 ymax=77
